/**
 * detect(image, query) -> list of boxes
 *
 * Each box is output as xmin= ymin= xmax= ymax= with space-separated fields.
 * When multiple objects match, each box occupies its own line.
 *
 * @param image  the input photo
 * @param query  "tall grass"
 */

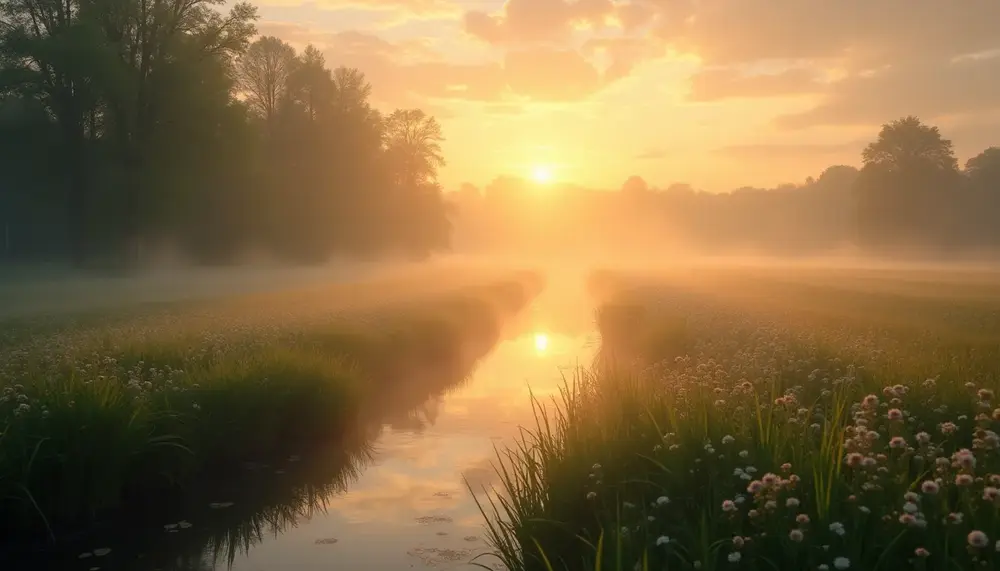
xmin=0 ymin=272 xmax=542 ymax=543
xmin=477 ymin=268 xmax=1000 ymax=571
xmin=5 ymin=315 xmax=492 ymax=569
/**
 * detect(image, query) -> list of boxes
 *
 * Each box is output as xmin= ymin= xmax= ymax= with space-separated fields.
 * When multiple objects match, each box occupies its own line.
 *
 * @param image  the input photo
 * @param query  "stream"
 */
xmin=219 ymin=298 xmax=595 ymax=571
xmin=29 ymin=281 xmax=598 ymax=571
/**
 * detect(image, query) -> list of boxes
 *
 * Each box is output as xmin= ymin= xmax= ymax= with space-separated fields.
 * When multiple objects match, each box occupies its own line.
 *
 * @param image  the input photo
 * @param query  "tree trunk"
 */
xmin=65 ymin=121 xmax=90 ymax=268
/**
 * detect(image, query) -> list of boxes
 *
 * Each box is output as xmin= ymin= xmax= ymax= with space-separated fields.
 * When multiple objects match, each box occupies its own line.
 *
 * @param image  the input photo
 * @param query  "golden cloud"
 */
xmin=688 ymin=67 xmax=824 ymax=102
xmin=255 ymin=0 xmax=457 ymax=15
xmin=258 ymin=23 xmax=615 ymax=105
xmin=775 ymin=54 xmax=1000 ymax=129
xmin=464 ymin=0 xmax=617 ymax=45
xmin=456 ymin=0 xmax=1000 ymax=125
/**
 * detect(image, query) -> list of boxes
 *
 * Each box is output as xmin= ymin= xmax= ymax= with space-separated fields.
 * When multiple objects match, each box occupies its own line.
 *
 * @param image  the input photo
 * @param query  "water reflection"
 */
xmin=13 ymin=289 xmax=597 ymax=571
xmin=5 ymin=326 xmax=498 ymax=571
xmin=215 ymin=327 xmax=596 ymax=571
xmin=164 ymin=435 xmax=377 ymax=571
xmin=202 ymin=310 xmax=597 ymax=571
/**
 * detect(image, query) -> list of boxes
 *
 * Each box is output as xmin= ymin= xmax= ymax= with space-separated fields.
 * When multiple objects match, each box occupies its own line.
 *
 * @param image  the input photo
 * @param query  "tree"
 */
xmin=382 ymin=108 xmax=449 ymax=257
xmin=855 ymin=117 xmax=963 ymax=250
xmin=861 ymin=116 xmax=959 ymax=174
xmin=143 ymin=40 xmax=256 ymax=262
xmin=286 ymin=45 xmax=331 ymax=121
xmin=313 ymin=67 xmax=384 ymax=256
xmin=665 ymin=183 xmax=695 ymax=195
xmin=1 ymin=0 xmax=459 ymax=268
xmin=960 ymin=147 xmax=1000 ymax=247
xmin=235 ymin=36 xmax=295 ymax=123
xmin=98 ymin=0 xmax=257 ymax=262
xmin=621 ymin=175 xmax=648 ymax=195
xmin=816 ymin=165 xmax=859 ymax=189
xmin=383 ymin=108 xmax=445 ymax=188
xmin=965 ymin=147 xmax=1000 ymax=190
xmin=0 ymin=0 xmax=113 ymax=264
xmin=0 ymin=95 xmax=65 ymax=259
xmin=330 ymin=66 xmax=372 ymax=114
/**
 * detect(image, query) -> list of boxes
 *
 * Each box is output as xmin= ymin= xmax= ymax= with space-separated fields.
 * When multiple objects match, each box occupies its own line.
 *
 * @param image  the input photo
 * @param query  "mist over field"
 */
xmin=0 ymin=259 xmax=435 ymax=318
xmin=3 ymin=2 xmax=1000 ymax=571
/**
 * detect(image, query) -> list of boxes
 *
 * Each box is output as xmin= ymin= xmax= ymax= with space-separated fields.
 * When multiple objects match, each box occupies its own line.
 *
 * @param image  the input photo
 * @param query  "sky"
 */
xmin=249 ymin=0 xmax=1000 ymax=193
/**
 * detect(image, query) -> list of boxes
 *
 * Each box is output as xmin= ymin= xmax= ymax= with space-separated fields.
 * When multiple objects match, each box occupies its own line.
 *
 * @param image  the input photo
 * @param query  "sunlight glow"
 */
xmin=534 ymin=332 xmax=549 ymax=353
xmin=530 ymin=165 xmax=554 ymax=184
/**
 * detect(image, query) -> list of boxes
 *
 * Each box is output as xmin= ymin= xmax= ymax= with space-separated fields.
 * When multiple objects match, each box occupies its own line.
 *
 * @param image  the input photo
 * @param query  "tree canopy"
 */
xmin=0 ymin=1 xmax=997 ymax=269
xmin=0 ymin=8 xmax=452 ymax=266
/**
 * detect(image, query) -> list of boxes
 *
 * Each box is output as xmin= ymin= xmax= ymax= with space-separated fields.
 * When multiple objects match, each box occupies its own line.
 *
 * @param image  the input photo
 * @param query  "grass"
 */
xmin=477 ymin=266 xmax=1000 ymax=571
xmin=0 ymin=269 xmax=544 ymax=544
xmin=5 ymin=323 xmax=486 ymax=569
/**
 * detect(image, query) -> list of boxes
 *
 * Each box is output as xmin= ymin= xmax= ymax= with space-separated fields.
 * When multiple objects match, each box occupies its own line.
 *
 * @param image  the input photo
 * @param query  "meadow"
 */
xmin=0 ymin=268 xmax=544 ymax=546
xmin=479 ymin=266 xmax=1000 ymax=571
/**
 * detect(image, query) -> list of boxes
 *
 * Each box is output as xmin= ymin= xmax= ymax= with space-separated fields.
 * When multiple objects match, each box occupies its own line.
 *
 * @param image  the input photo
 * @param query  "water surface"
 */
xmin=224 ymin=335 xmax=595 ymax=570
xmin=48 ymin=287 xmax=597 ymax=571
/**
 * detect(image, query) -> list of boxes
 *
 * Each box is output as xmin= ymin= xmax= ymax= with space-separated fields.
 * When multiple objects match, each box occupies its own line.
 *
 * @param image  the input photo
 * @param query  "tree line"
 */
xmin=0 ymin=0 xmax=450 ymax=267
xmin=451 ymin=117 xmax=1000 ymax=259
xmin=2 ymin=0 xmax=997 ymax=272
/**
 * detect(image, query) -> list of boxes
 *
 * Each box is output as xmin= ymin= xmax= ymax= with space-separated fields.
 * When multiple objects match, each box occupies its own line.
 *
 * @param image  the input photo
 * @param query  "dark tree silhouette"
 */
xmin=622 ymin=175 xmax=649 ymax=195
xmin=854 ymin=116 xmax=964 ymax=250
xmin=966 ymin=147 xmax=1000 ymax=190
xmin=1 ymin=12 xmax=998 ymax=273
xmin=236 ymin=36 xmax=297 ymax=124
xmin=861 ymin=116 xmax=959 ymax=173
xmin=0 ymin=6 xmax=453 ymax=267
xmin=382 ymin=109 xmax=450 ymax=257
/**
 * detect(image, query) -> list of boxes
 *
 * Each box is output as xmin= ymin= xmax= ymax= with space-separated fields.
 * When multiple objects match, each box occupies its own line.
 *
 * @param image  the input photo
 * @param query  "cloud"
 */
xmin=503 ymin=48 xmax=603 ymax=101
xmin=258 ymin=23 xmax=610 ymax=105
xmin=463 ymin=0 xmax=616 ymax=45
xmin=631 ymin=2 xmax=1000 ymax=123
xmin=256 ymin=0 xmax=456 ymax=17
xmin=460 ymin=1 xmax=665 ymax=85
xmin=454 ymin=1 xmax=1000 ymax=127
xmin=582 ymin=37 xmax=666 ymax=82
xmin=688 ymin=67 xmax=825 ymax=102
xmin=775 ymin=54 xmax=1000 ymax=129
xmin=651 ymin=2 xmax=1000 ymax=67
xmin=614 ymin=1 xmax=655 ymax=33
xmin=258 ymin=1 xmax=1000 ymax=190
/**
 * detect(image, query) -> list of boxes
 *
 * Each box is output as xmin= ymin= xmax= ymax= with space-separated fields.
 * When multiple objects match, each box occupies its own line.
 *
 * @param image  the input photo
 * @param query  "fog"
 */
xmin=0 ymin=256 xmax=528 ymax=319
xmin=5 ymin=247 xmax=1000 ymax=324
xmin=4 ymin=114 xmax=1000 ymax=319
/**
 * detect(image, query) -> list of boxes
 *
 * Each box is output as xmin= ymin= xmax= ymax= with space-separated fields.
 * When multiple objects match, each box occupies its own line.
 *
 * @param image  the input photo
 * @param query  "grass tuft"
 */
xmin=0 ymin=271 xmax=542 ymax=543
xmin=479 ymin=267 xmax=1000 ymax=571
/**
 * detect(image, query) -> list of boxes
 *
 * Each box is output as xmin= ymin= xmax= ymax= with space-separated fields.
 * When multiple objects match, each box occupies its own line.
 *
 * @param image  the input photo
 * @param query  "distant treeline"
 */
xmin=451 ymin=117 xmax=1000 ymax=259
xmin=0 ymin=0 xmax=450 ymax=267
xmin=3 ymin=0 xmax=998 ymax=270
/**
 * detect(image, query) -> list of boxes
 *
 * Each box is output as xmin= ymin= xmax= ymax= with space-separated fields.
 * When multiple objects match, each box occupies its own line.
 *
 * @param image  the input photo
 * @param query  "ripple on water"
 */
xmin=415 ymin=515 xmax=453 ymax=525
xmin=407 ymin=547 xmax=473 ymax=566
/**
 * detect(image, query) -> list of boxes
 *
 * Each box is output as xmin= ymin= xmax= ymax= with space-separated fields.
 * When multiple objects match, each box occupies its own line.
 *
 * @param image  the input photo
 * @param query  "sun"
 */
xmin=534 ymin=332 xmax=549 ymax=353
xmin=530 ymin=165 xmax=554 ymax=184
